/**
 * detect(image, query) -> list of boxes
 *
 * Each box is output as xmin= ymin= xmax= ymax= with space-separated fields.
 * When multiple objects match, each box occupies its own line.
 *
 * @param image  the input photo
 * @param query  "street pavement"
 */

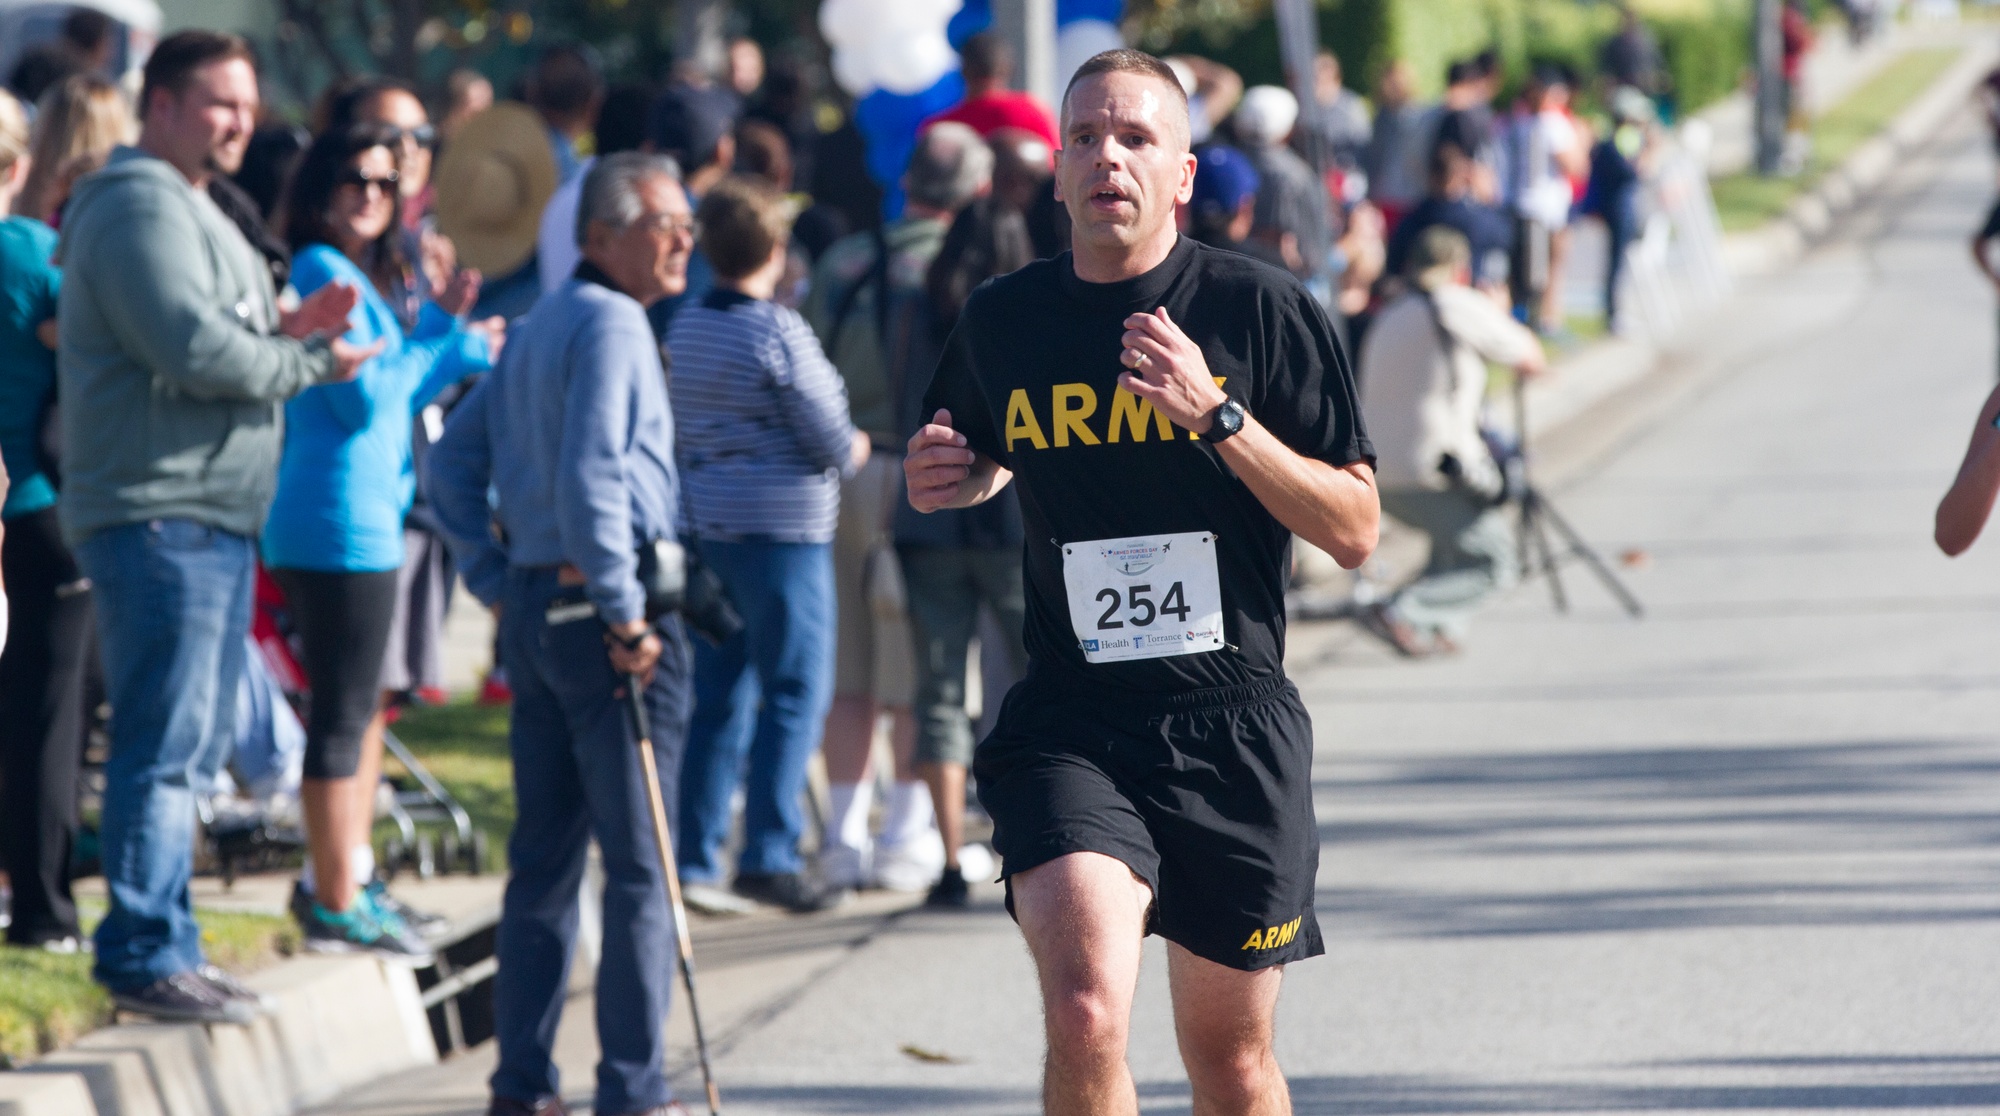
xmin=316 ymin=102 xmax=2000 ymax=1116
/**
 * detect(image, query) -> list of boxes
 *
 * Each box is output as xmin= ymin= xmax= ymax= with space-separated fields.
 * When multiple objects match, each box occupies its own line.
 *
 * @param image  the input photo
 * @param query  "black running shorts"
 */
xmin=974 ymin=672 xmax=1323 ymax=972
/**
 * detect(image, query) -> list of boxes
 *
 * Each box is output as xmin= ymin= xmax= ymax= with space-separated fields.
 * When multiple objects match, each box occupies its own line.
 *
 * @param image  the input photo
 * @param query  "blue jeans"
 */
xmin=677 ymin=539 xmax=835 ymax=882
xmin=490 ymin=568 xmax=693 ymax=1114
xmin=76 ymin=519 xmax=254 ymax=990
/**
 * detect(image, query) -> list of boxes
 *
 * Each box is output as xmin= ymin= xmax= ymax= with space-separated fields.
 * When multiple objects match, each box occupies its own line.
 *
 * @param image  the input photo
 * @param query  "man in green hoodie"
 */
xmin=57 ymin=30 xmax=373 ymax=1024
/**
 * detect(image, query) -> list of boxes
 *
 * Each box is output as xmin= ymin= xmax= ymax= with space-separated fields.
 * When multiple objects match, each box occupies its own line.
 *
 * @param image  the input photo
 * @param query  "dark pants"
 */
xmin=0 ymin=508 xmax=94 ymax=944
xmin=489 ymin=567 xmax=693 ymax=1115
xmin=1603 ymin=203 xmax=1638 ymax=329
xmin=269 ymin=567 xmax=399 ymax=780
xmin=76 ymin=519 xmax=254 ymax=989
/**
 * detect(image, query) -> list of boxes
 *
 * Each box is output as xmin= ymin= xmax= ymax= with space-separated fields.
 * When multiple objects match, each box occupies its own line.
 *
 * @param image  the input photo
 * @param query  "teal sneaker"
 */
xmin=300 ymin=895 xmax=433 ymax=965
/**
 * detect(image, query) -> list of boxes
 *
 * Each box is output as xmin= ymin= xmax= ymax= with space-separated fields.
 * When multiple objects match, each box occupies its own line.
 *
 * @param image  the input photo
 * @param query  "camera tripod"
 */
xmin=1509 ymin=378 xmax=1643 ymax=618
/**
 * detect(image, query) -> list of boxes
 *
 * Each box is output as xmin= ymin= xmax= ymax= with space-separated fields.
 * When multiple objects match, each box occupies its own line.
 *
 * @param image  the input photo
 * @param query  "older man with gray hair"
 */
xmin=804 ymin=120 xmax=994 ymax=898
xmin=426 ymin=151 xmax=699 ymax=1116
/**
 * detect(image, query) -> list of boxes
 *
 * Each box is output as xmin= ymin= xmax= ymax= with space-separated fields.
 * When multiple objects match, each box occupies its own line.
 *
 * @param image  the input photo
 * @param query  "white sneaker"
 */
xmin=681 ymin=883 xmax=757 ymax=917
xmin=819 ymin=839 xmax=871 ymax=891
xmin=872 ymin=830 xmax=946 ymax=892
xmin=955 ymin=843 xmax=996 ymax=884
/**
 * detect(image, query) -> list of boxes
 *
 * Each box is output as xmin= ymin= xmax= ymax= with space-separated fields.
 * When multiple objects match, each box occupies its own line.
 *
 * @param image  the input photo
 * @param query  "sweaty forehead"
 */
xmin=1061 ymin=72 xmax=1190 ymax=149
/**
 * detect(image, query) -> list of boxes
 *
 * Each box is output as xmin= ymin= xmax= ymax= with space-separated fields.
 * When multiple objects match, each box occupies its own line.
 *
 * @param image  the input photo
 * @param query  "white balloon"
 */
xmin=822 ymin=0 xmax=962 ymax=98
xmin=1056 ymin=19 xmax=1125 ymax=91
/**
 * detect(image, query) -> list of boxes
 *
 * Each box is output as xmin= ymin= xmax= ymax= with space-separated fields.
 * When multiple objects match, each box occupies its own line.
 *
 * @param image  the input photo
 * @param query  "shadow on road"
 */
xmin=1314 ymin=740 xmax=2000 ymax=937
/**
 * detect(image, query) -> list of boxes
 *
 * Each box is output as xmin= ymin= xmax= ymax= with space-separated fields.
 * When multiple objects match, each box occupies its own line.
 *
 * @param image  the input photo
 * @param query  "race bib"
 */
xmin=1061 ymin=531 xmax=1224 ymax=663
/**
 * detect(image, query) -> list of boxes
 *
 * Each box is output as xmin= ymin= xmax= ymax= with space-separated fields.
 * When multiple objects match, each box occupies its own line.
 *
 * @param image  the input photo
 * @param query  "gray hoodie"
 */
xmin=56 ymin=146 xmax=337 ymax=545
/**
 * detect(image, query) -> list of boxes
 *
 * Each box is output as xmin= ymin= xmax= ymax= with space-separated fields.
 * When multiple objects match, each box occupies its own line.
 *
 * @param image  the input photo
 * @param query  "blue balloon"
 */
xmin=1059 ymin=0 xmax=1124 ymax=26
xmin=948 ymin=0 xmax=992 ymax=46
xmin=854 ymin=70 xmax=967 ymax=219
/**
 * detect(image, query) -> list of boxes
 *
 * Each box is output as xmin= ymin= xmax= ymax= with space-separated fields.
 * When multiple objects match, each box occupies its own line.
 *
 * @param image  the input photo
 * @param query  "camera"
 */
xmin=636 ymin=538 xmax=745 ymax=646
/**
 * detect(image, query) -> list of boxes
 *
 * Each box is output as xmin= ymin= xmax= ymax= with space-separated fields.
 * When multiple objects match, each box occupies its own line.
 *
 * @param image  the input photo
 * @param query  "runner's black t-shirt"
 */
xmin=922 ymin=236 xmax=1373 ymax=696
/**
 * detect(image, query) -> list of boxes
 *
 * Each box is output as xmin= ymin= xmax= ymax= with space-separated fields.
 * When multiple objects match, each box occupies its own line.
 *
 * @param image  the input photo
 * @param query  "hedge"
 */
xmin=1150 ymin=0 xmax=1752 ymax=117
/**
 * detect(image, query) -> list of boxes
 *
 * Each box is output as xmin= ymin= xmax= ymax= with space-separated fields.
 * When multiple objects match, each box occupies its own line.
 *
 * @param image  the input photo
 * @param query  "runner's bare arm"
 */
xmin=1120 ymin=308 xmax=1380 ymax=569
xmin=906 ymin=409 xmax=1015 ymax=513
xmin=1936 ymin=379 xmax=2000 ymax=556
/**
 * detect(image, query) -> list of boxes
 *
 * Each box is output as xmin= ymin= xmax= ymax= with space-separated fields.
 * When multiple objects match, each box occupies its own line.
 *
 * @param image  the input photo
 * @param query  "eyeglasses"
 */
xmin=634 ymin=213 xmax=700 ymax=238
xmin=335 ymin=168 xmax=401 ymax=195
xmin=386 ymin=123 xmax=438 ymax=149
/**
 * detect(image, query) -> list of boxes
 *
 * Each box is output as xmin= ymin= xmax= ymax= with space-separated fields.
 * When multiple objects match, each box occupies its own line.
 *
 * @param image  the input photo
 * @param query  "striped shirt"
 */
xmin=668 ymin=289 xmax=859 ymax=543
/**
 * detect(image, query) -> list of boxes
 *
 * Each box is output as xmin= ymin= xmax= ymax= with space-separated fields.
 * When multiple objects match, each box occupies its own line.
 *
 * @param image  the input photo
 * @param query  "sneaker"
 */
xmin=872 ymin=831 xmax=945 ymax=893
xmin=196 ymin=963 xmax=277 ymax=1013
xmin=732 ymin=872 xmax=848 ymax=914
xmin=300 ymin=897 xmax=434 ymax=964
xmin=35 ymin=935 xmax=83 ymax=953
xmin=924 ymin=867 xmax=970 ymax=909
xmin=818 ymin=839 xmax=870 ymax=891
xmin=289 ymin=879 xmax=314 ymax=925
xmin=113 ymin=970 xmax=257 ymax=1025
xmin=0 ymin=884 xmax=10 ymax=930
xmin=487 ymin=1096 xmax=569 ymax=1116
xmin=478 ymin=674 xmax=513 ymax=706
xmin=681 ymin=883 xmax=758 ymax=917
xmin=365 ymin=880 xmax=450 ymax=941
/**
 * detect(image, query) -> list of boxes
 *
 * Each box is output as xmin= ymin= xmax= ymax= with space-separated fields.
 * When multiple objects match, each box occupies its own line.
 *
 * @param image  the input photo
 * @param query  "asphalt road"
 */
xmin=315 ymin=103 xmax=2000 ymax=1116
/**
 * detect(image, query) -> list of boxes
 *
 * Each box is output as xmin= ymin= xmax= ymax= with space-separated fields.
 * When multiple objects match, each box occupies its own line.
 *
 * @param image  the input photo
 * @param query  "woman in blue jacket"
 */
xmin=267 ymin=123 xmax=499 ymax=958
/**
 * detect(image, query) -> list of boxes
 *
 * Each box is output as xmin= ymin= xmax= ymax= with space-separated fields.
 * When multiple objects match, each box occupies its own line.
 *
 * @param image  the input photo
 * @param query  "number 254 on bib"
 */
xmin=1061 ymin=531 xmax=1225 ymax=664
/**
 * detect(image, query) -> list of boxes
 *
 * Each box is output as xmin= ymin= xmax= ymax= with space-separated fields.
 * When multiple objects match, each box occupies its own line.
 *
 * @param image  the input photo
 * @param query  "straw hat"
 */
xmin=433 ymin=102 xmax=559 ymax=277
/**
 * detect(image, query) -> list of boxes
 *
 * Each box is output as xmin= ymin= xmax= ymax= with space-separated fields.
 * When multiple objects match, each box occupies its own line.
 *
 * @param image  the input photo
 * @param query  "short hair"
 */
xmin=576 ymin=150 xmax=683 ymax=248
xmin=62 ymin=8 xmax=115 ymax=53
xmin=525 ymin=43 xmax=605 ymax=119
xmin=1060 ymin=49 xmax=1191 ymax=148
xmin=959 ymin=32 xmax=1013 ymax=84
xmin=1427 ymin=136 xmax=1474 ymax=188
xmin=319 ymin=76 xmax=420 ymax=134
xmin=1407 ymin=225 xmax=1471 ymax=288
xmin=696 ymin=174 xmax=793 ymax=281
xmin=595 ymin=82 xmax=654 ymax=156
xmin=734 ymin=118 xmax=792 ymax=189
xmin=905 ymin=121 xmax=991 ymax=212
xmin=141 ymin=30 xmax=253 ymax=118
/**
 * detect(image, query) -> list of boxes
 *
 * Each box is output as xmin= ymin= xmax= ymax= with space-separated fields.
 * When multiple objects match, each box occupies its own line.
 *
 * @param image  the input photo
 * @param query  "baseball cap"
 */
xmin=1190 ymin=143 xmax=1260 ymax=220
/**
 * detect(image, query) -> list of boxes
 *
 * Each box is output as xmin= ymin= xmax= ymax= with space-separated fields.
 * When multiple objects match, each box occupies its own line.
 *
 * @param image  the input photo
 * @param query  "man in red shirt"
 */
xmin=922 ymin=32 xmax=1060 ymax=152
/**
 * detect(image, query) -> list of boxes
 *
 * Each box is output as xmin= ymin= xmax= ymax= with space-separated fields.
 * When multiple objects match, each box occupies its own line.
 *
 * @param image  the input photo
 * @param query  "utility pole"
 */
xmin=676 ymin=0 xmax=728 ymax=80
xmin=1273 ymin=0 xmax=1327 ymax=173
xmin=995 ymin=0 xmax=1059 ymax=109
xmin=1753 ymin=0 xmax=1785 ymax=174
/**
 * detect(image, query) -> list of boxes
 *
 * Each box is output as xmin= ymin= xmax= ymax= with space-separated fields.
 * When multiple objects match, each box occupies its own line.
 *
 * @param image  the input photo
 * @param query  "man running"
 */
xmin=905 ymin=48 xmax=1379 ymax=1115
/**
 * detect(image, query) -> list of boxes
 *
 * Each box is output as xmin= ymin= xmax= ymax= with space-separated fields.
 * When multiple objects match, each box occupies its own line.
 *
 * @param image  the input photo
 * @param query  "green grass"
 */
xmin=0 ymin=907 xmax=298 ymax=1068
xmin=383 ymin=699 xmax=515 ymax=857
xmin=1711 ymin=46 xmax=1963 ymax=230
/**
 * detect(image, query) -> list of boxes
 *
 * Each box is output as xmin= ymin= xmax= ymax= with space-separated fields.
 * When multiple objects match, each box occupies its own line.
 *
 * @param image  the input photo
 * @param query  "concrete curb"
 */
xmin=1722 ymin=33 xmax=2000 ymax=277
xmin=1525 ymin=31 xmax=1994 ymax=444
xmin=0 ymin=955 xmax=436 ymax=1116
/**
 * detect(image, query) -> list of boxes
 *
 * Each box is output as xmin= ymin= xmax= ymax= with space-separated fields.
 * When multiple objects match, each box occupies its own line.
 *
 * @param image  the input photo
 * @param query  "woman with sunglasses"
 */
xmin=266 ymin=123 xmax=502 ymax=959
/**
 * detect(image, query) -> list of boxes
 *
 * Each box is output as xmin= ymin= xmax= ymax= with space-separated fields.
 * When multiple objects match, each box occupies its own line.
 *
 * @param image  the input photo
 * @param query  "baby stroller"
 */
xmin=251 ymin=566 xmax=486 ymax=880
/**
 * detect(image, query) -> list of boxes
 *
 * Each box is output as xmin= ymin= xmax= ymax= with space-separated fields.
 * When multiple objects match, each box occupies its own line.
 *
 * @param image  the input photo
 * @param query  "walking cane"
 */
xmin=624 ymin=673 xmax=723 ymax=1115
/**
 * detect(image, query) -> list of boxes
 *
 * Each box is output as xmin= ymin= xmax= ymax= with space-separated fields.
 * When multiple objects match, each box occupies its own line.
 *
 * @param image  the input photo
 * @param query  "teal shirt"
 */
xmin=0 ymin=216 xmax=60 ymax=520
xmin=261 ymin=245 xmax=491 ymax=572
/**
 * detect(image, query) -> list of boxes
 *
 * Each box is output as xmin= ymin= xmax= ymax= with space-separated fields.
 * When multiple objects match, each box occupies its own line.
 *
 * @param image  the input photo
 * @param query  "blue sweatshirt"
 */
xmin=261 ymin=245 xmax=491 ymax=572
xmin=424 ymin=272 xmax=680 ymax=625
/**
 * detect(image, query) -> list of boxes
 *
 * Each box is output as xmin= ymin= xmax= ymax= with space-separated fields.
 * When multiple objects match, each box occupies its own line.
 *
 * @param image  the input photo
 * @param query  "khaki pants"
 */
xmin=832 ymin=453 xmax=918 ymax=707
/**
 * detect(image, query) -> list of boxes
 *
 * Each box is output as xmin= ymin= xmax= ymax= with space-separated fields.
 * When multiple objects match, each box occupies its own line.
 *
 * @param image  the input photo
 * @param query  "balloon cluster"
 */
xmin=819 ymin=0 xmax=962 ymax=97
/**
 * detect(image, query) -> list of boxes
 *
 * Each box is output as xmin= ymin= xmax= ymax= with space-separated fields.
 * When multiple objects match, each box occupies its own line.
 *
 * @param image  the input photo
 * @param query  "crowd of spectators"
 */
xmin=0 ymin=0 xmax=1698 ymax=1029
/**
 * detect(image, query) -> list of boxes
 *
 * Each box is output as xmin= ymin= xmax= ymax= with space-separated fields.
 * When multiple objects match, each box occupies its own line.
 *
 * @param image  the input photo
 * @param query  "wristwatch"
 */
xmin=1201 ymin=398 xmax=1246 ymax=444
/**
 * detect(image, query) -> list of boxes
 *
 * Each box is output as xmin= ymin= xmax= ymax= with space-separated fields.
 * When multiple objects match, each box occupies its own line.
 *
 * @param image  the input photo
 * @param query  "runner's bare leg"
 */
xmin=1012 ymin=851 xmax=1153 ymax=1116
xmin=1168 ymin=943 xmax=1290 ymax=1115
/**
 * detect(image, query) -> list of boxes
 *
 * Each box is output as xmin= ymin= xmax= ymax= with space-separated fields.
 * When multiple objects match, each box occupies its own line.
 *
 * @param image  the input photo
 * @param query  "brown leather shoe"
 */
xmin=487 ymin=1096 xmax=568 ymax=1116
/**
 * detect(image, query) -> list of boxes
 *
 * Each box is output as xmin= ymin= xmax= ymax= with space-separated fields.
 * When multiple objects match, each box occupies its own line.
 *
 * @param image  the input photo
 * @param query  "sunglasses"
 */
xmin=335 ymin=168 xmax=401 ymax=195
xmin=386 ymin=123 xmax=439 ymax=149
